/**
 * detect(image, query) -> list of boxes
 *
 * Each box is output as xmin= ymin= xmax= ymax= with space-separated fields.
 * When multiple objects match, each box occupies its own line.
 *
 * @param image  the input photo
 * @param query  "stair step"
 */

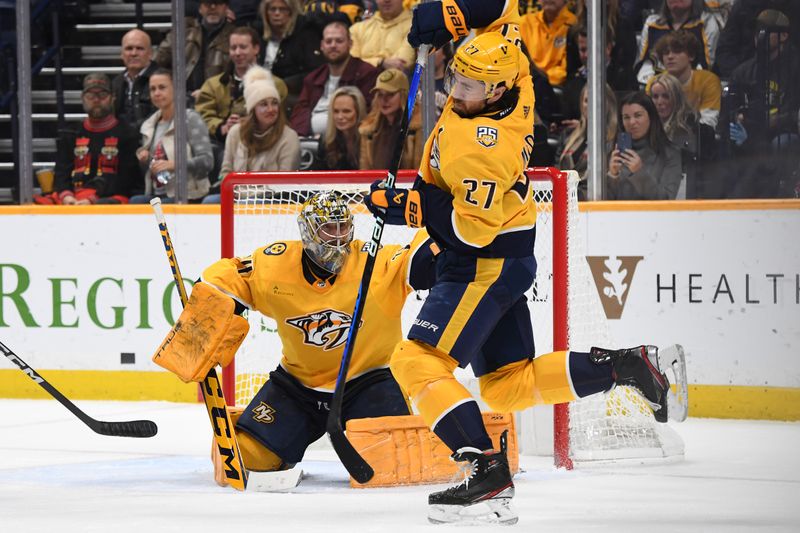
xmin=80 ymin=45 xmax=124 ymax=61
xmin=39 ymin=66 xmax=125 ymax=76
xmin=0 ymin=161 xmax=55 ymax=170
xmin=75 ymin=22 xmax=172 ymax=32
xmin=0 ymin=138 xmax=57 ymax=152
xmin=89 ymin=2 xmax=173 ymax=18
xmin=0 ymin=113 xmax=87 ymax=122
xmin=31 ymin=90 xmax=83 ymax=105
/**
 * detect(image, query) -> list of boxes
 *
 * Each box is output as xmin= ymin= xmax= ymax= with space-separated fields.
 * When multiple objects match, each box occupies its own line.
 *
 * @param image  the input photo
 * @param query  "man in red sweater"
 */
xmin=37 ymin=73 xmax=141 ymax=205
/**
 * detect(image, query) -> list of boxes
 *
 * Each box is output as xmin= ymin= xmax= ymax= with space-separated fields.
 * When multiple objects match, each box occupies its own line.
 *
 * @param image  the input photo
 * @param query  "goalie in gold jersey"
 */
xmin=364 ymin=0 xmax=682 ymax=524
xmin=154 ymin=191 xmax=438 ymax=484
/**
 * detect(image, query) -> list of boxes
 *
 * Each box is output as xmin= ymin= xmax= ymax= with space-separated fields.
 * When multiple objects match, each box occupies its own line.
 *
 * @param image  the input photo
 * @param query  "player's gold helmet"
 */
xmin=297 ymin=191 xmax=354 ymax=274
xmin=446 ymin=31 xmax=519 ymax=101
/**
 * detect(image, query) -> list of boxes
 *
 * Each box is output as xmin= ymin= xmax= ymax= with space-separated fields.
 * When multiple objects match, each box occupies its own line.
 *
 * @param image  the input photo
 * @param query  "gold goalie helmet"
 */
xmin=297 ymin=191 xmax=355 ymax=274
xmin=446 ymin=31 xmax=520 ymax=101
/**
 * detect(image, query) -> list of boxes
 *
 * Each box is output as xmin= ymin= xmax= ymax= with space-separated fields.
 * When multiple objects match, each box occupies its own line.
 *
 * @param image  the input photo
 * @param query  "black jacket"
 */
xmin=111 ymin=61 xmax=157 ymax=132
xmin=259 ymin=14 xmax=325 ymax=97
xmin=715 ymin=0 xmax=800 ymax=78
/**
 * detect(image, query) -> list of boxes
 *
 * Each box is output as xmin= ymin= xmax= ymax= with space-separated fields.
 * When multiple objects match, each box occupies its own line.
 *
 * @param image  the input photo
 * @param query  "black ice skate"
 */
xmin=591 ymin=345 xmax=670 ymax=423
xmin=428 ymin=431 xmax=517 ymax=525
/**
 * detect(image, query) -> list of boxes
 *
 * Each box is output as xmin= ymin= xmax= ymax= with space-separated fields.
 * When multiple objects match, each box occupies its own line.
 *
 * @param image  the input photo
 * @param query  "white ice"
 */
xmin=0 ymin=399 xmax=798 ymax=533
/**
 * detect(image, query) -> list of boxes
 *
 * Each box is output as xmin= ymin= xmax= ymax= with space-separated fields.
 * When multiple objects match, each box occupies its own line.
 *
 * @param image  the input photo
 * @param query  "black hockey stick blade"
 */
xmin=91 ymin=419 xmax=159 ymax=438
xmin=327 ymin=417 xmax=374 ymax=484
xmin=1 ymin=340 xmax=158 ymax=438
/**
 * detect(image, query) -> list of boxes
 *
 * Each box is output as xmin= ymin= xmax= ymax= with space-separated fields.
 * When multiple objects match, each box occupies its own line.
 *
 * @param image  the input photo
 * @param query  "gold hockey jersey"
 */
xmin=418 ymin=76 xmax=536 ymax=256
xmin=201 ymin=230 xmax=434 ymax=391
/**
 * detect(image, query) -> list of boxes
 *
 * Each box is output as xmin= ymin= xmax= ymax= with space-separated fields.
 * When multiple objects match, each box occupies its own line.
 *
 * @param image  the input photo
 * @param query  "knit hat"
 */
xmin=243 ymin=66 xmax=280 ymax=113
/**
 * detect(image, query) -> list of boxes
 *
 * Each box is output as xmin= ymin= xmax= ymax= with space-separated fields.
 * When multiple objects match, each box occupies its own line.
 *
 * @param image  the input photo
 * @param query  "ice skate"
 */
xmin=428 ymin=431 xmax=518 ymax=525
xmin=591 ymin=345 xmax=670 ymax=422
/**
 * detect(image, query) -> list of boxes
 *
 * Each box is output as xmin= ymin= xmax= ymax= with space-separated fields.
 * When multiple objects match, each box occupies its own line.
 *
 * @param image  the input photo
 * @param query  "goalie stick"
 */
xmin=325 ymin=44 xmax=432 ymax=484
xmin=0 ymin=340 xmax=157 ymax=438
xmin=150 ymin=198 xmax=248 ymax=491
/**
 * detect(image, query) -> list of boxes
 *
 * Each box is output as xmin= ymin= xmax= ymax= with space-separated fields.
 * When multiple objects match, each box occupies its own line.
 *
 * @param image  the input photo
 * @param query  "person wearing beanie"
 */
xmin=358 ymin=67 xmax=423 ymax=171
xmin=202 ymin=65 xmax=301 ymax=203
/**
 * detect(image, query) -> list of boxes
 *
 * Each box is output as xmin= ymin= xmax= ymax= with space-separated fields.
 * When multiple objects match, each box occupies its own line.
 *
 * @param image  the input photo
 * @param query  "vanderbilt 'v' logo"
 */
xmin=587 ymin=256 xmax=644 ymax=319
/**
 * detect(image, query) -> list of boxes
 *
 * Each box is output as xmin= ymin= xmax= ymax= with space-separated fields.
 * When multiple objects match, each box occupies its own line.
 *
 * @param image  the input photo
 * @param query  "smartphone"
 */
xmin=617 ymin=132 xmax=632 ymax=153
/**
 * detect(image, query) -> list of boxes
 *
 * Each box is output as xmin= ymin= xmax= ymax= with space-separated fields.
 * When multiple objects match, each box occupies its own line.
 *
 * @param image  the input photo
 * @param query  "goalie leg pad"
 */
xmin=152 ymin=282 xmax=249 ymax=382
xmin=212 ymin=407 xmax=288 ymax=487
xmin=345 ymin=412 xmax=518 ymax=488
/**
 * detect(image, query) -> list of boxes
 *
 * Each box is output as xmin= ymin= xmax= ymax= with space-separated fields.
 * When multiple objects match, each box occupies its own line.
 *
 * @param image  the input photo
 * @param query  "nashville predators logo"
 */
xmin=264 ymin=242 xmax=287 ymax=256
xmin=286 ymin=309 xmax=354 ymax=350
xmin=251 ymin=401 xmax=276 ymax=424
xmin=476 ymin=126 xmax=498 ymax=148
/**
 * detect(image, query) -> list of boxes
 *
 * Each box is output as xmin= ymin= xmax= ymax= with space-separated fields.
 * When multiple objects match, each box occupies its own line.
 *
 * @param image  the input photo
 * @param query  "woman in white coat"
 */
xmin=133 ymin=68 xmax=213 ymax=203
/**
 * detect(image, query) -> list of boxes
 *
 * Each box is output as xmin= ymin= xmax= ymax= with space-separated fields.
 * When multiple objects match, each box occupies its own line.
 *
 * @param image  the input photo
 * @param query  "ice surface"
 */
xmin=0 ymin=399 xmax=798 ymax=532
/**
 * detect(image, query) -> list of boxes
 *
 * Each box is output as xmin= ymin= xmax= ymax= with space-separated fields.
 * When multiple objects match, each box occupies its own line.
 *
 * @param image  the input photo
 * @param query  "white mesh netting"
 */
xmin=222 ymin=171 xmax=683 ymax=465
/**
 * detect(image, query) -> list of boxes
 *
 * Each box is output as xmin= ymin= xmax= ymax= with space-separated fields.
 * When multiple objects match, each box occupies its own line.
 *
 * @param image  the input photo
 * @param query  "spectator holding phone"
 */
xmin=607 ymin=91 xmax=682 ymax=200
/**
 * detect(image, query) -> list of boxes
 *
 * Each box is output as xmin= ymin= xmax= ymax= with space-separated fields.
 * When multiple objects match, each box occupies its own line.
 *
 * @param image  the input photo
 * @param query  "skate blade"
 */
xmin=428 ymin=498 xmax=518 ymax=526
xmin=660 ymin=344 xmax=689 ymax=422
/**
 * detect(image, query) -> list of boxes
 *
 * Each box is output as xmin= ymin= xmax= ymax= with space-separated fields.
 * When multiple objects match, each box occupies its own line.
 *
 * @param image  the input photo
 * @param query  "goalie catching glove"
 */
xmin=152 ymin=282 xmax=248 ymax=382
xmin=364 ymin=180 xmax=424 ymax=228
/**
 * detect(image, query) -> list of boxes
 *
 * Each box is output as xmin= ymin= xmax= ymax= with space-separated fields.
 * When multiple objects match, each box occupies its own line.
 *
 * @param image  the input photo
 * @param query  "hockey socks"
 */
xmin=433 ymin=400 xmax=493 ymax=453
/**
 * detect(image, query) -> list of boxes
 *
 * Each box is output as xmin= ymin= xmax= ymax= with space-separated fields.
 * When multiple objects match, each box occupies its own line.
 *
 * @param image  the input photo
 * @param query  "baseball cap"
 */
xmin=371 ymin=68 xmax=409 ymax=94
xmin=756 ymin=9 xmax=790 ymax=30
xmin=82 ymin=73 xmax=112 ymax=94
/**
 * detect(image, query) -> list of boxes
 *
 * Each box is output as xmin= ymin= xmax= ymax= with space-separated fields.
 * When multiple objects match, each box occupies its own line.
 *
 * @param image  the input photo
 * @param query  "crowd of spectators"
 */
xmin=33 ymin=0 xmax=800 ymax=205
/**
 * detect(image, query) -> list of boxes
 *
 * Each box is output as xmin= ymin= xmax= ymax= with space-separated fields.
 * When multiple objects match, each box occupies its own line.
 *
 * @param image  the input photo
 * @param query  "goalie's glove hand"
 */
xmin=364 ymin=180 xmax=424 ymax=227
xmin=408 ymin=0 xmax=468 ymax=49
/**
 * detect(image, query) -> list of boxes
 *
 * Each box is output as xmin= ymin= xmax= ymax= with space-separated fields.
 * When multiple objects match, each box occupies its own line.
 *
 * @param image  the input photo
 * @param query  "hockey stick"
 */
xmin=325 ymin=44 xmax=432 ymax=484
xmin=1 ymin=340 xmax=158 ymax=438
xmin=150 ymin=198 xmax=248 ymax=491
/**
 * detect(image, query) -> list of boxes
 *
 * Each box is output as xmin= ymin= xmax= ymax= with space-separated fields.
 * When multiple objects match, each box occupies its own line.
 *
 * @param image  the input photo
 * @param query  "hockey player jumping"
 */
xmin=364 ymin=0 xmax=688 ymax=525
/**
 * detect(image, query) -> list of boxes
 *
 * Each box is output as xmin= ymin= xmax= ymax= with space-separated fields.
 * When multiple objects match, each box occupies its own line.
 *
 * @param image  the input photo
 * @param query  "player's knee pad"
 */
xmin=390 ymin=339 xmax=458 ymax=396
xmin=390 ymin=340 xmax=472 ymax=427
xmin=479 ymin=351 xmax=576 ymax=411
xmin=480 ymin=359 xmax=536 ymax=412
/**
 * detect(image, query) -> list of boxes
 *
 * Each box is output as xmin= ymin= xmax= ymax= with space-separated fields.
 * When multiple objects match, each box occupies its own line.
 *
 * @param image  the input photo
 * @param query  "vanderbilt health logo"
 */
xmin=586 ymin=256 xmax=644 ymax=319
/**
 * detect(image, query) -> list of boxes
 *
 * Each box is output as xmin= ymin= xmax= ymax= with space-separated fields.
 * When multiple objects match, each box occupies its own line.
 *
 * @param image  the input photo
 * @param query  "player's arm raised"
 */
xmin=151 ymin=256 xmax=254 ymax=383
xmin=408 ymin=0 xmax=508 ymax=47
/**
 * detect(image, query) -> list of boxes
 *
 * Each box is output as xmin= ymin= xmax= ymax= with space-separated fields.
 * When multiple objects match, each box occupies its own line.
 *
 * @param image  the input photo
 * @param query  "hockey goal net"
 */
xmin=219 ymin=168 xmax=683 ymax=467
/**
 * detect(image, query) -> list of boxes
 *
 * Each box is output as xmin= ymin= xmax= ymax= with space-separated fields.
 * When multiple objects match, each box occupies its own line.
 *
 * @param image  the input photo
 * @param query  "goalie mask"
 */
xmin=297 ymin=191 xmax=354 ymax=274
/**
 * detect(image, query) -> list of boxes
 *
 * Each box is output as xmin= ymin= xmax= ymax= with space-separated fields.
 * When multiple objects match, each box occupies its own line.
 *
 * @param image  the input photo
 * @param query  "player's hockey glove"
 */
xmin=364 ymin=180 xmax=424 ymax=228
xmin=408 ymin=0 xmax=469 ymax=48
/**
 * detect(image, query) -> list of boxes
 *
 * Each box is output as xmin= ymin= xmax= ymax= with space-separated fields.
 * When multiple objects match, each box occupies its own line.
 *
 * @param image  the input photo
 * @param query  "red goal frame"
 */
xmin=219 ymin=167 xmax=573 ymax=468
